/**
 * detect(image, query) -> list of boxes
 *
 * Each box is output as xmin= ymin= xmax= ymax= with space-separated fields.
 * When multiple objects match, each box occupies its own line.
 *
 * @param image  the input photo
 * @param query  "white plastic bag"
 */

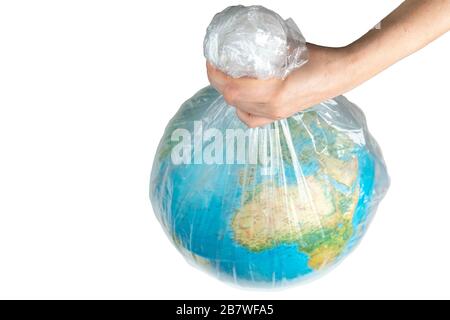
xmin=150 ymin=5 xmax=389 ymax=286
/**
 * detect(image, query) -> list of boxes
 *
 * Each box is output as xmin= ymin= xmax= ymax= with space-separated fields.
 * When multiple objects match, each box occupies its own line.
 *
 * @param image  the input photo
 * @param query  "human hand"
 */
xmin=206 ymin=44 xmax=352 ymax=128
xmin=207 ymin=0 xmax=450 ymax=128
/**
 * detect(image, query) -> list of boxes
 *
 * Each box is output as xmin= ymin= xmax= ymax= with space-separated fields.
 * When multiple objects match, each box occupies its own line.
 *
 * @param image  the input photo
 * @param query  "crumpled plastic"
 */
xmin=150 ymin=5 xmax=389 ymax=286
xmin=204 ymin=5 xmax=308 ymax=79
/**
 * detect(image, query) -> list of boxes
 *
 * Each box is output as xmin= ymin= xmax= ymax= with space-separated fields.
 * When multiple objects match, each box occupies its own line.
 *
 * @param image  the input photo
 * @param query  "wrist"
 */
xmin=339 ymin=44 xmax=366 ymax=91
xmin=301 ymin=45 xmax=357 ymax=101
xmin=344 ymin=28 xmax=395 ymax=88
xmin=276 ymin=44 xmax=363 ymax=115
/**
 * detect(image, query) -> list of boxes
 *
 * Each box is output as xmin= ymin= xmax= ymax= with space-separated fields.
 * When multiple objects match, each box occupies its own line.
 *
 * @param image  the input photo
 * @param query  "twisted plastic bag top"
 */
xmin=150 ymin=5 xmax=389 ymax=287
xmin=204 ymin=5 xmax=308 ymax=79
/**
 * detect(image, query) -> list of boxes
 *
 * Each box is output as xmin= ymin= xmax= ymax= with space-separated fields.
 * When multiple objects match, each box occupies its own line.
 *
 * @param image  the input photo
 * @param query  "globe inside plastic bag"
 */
xmin=150 ymin=5 xmax=389 ymax=286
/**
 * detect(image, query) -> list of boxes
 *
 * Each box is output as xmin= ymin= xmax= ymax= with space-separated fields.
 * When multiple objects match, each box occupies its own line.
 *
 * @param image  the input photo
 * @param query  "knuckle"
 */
xmin=267 ymin=109 xmax=286 ymax=120
xmin=236 ymin=111 xmax=246 ymax=123
xmin=223 ymin=85 xmax=239 ymax=106
xmin=267 ymin=95 xmax=288 ymax=120
xmin=268 ymin=90 xmax=283 ymax=106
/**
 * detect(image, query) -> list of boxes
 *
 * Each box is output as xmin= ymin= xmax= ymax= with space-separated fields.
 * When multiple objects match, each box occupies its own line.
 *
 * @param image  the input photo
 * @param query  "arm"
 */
xmin=207 ymin=0 xmax=450 ymax=127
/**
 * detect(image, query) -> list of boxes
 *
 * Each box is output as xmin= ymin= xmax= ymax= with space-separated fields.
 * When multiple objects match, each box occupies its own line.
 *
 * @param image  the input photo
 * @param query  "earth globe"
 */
xmin=150 ymin=5 xmax=389 ymax=286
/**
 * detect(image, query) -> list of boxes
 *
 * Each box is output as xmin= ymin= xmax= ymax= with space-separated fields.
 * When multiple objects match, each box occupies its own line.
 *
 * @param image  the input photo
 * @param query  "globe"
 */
xmin=150 ymin=86 xmax=389 ymax=286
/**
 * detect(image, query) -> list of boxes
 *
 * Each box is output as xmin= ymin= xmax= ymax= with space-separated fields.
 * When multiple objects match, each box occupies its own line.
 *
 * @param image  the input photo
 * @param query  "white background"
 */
xmin=0 ymin=0 xmax=449 ymax=300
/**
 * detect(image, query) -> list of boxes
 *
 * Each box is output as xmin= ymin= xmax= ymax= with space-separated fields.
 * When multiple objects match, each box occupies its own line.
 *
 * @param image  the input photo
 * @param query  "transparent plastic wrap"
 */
xmin=150 ymin=5 xmax=389 ymax=286
xmin=204 ymin=5 xmax=308 ymax=79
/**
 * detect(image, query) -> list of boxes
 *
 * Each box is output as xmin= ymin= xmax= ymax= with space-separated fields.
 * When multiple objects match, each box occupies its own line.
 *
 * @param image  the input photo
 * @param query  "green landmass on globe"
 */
xmin=233 ymin=156 xmax=359 ymax=271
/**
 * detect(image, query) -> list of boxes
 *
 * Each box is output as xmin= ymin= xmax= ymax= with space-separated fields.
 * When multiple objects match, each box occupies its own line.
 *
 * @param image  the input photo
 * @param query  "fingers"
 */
xmin=207 ymin=63 xmax=285 ymax=117
xmin=207 ymin=62 xmax=282 ymax=103
xmin=235 ymin=109 xmax=274 ymax=128
xmin=206 ymin=61 xmax=287 ymax=126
